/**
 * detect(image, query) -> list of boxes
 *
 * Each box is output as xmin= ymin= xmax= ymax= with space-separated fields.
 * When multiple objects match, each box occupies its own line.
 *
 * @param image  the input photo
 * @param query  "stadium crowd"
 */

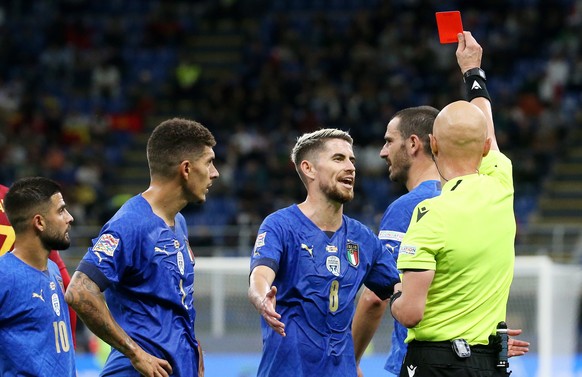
xmin=0 ymin=0 xmax=580 ymax=238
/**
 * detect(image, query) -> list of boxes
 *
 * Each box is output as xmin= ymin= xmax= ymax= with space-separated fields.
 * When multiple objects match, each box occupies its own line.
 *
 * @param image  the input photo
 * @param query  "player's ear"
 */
xmin=409 ymin=135 xmax=421 ymax=154
xmin=179 ymin=160 xmax=190 ymax=179
xmin=32 ymin=213 xmax=45 ymax=232
xmin=429 ymin=134 xmax=438 ymax=157
xmin=300 ymin=159 xmax=314 ymax=177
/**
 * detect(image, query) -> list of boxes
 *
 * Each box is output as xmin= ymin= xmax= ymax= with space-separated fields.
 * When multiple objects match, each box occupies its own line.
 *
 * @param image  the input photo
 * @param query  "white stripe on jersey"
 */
xmin=378 ymin=230 xmax=405 ymax=241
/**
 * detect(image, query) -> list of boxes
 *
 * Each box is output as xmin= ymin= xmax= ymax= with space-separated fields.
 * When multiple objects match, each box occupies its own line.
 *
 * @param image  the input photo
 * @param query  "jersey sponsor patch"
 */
xmin=52 ymin=293 xmax=61 ymax=316
xmin=254 ymin=232 xmax=266 ymax=249
xmin=400 ymin=244 xmax=417 ymax=256
xmin=378 ymin=230 xmax=405 ymax=242
xmin=185 ymin=235 xmax=195 ymax=262
xmin=326 ymin=245 xmax=338 ymax=253
xmin=93 ymin=234 xmax=119 ymax=257
xmin=346 ymin=242 xmax=360 ymax=267
xmin=177 ymin=251 xmax=185 ymax=275
xmin=326 ymin=255 xmax=340 ymax=276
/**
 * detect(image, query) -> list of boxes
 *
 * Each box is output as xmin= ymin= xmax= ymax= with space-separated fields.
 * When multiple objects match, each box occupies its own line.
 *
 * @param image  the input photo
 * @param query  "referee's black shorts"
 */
xmin=399 ymin=340 xmax=510 ymax=377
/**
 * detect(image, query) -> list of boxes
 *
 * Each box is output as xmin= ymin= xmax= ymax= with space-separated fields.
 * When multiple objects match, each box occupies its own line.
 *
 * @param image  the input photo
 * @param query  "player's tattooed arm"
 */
xmin=65 ymin=271 xmax=134 ymax=354
xmin=66 ymin=271 xmax=173 ymax=377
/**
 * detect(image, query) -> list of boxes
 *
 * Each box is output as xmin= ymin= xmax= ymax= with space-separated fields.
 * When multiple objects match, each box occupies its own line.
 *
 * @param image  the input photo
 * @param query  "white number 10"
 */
xmin=53 ymin=320 xmax=70 ymax=353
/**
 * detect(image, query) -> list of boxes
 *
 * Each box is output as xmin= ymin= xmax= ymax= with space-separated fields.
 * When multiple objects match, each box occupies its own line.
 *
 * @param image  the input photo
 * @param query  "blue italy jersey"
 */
xmin=0 ymin=253 xmax=76 ymax=377
xmin=378 ymin=180 xmax=440 ymax=375
xmin=78 ymin=195 xmax=199 ymax=377
xmin=250 ymin=204 xmax=399 ymax=377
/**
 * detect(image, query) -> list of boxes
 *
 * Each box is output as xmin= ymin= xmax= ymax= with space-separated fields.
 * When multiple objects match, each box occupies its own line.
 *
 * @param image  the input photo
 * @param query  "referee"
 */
xmin=390 ymin=31 xmax=516 ymax=377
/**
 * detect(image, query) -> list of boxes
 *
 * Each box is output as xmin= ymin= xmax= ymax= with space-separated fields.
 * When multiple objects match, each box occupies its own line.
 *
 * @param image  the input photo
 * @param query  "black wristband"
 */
xmin=463 ymin=75 xmax=491 ymax=102
xmin=463 ymin=67 xmax=486 ymax=82
xmin=389 ymin=290 xmax=402 ymax=317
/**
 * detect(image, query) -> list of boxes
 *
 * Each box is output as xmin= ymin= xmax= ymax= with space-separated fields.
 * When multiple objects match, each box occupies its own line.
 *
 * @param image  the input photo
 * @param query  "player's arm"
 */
xmin=248 ymin=265 xmax=286 ymax=337
xmin=352 ymin=287 xmax=388 ymax=366
xmin=353 ymin=229 xmax=401 ymax=366
xmin=456 ymin=31 xmax=499 ymax=151
xmin=65 ymin=271 xmax=173 ymax=377
xmin=390 ymin=269 xmax=434 ymax=328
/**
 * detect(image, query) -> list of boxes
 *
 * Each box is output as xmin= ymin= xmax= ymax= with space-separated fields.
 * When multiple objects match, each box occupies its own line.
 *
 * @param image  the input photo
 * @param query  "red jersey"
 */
xmin=0 ymin=184 xmax=16 ymax=255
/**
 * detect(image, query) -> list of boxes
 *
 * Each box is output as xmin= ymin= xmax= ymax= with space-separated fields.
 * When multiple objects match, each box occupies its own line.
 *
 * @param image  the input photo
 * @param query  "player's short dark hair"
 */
xmin=147 ymin=118 xmax=216 ymax=178
xmin=392 ymin=106 xmax=439 ymax=157
xmin=4 ymin=177 xmax=62 ymax=233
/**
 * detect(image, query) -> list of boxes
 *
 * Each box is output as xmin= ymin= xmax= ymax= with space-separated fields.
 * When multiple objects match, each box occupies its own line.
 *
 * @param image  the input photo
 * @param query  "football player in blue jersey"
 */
xmin=66 ymin=118 xmax=219 ymax=377
xmin=0 ymin=177 xmax=76 ymax=376
xmin=248 ymin=128 xmax=400 ymax=376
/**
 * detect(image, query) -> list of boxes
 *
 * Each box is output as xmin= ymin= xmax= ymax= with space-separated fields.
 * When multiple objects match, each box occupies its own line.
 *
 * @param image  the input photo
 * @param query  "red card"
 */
xmin=435 ymin=11 xmax=463 ymax=44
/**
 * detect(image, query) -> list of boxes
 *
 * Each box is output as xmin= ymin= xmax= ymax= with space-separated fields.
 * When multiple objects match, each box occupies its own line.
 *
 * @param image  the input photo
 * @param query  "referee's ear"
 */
xmin=482 ymin=137 xmax=492 ymax=157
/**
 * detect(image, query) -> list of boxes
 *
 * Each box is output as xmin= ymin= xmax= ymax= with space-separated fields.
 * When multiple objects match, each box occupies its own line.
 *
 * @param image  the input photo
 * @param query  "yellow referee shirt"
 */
xmin=397 ymin=150 xmax=515 ymax=345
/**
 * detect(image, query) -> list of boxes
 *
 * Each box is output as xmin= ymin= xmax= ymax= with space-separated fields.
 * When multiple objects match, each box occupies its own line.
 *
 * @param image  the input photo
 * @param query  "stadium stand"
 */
xmin=2 ymin=0 xmax=582 ymax=371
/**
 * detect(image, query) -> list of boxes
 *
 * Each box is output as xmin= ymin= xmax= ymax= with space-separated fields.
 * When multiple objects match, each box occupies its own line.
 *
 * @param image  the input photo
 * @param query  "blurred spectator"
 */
xmin=172 ymin=54 xmax=203 ymax=99
xmin=91 ymin=59 xmax=121 ymax=100
xmin=539 ymin=49 xmax=569 ymax=103
xmin=0 ymin=0 xmax=578 ymax=235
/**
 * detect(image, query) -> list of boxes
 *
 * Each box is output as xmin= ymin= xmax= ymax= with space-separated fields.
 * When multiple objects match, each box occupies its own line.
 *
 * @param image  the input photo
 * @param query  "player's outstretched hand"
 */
xmin=130 ymin=348 xmax=173 ymax=377
xmin=507 ymin=328 xmax=530 ymax=357
xmin=456 ymin=31 xmax=483 ymax=74
xmin=260 ymin=286 xmax=286 ymax=337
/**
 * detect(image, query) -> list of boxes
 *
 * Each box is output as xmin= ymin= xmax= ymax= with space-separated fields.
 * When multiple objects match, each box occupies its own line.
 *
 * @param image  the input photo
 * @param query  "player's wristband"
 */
xmin=389 ymin=290 xmax=402 ymax=317
xmin=463 ymin=68 xmax=491 ymax=102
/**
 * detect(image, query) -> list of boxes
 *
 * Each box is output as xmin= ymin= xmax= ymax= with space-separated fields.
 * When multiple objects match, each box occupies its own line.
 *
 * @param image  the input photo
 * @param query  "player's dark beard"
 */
xmin=321 ymin=181 xmax=353 ymax=204
xmin=390 ymin=149 xmax=411 ymax=184
xmin=40 ymin=227 xmax=71 ymax=251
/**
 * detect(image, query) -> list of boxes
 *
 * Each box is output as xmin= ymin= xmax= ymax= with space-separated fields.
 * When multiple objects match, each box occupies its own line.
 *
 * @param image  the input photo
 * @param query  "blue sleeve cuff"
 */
xmin=250 ymin=258 xmax=279 ymax=275
xmin=366 ymin=283 xmax=394 ymax=301
xmin=77 ymin=260 xmax=113 ymax=292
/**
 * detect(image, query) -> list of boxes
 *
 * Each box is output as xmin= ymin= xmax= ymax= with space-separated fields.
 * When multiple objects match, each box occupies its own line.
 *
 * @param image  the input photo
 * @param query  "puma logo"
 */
xmin=32 ymin=290 xmax=45 ymax=302
xmin=301 ymin=243 xmax=313 ymax=257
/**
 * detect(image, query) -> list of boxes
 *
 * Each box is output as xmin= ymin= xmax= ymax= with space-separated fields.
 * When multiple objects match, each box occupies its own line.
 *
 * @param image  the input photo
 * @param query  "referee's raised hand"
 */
xmin=456 ymin=31 xmax=483 ymax=74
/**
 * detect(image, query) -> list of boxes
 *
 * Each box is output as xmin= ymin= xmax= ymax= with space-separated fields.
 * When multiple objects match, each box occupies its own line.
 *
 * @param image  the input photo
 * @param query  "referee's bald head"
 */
xmin=432 ymin=100 xmax=490 ymax=161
